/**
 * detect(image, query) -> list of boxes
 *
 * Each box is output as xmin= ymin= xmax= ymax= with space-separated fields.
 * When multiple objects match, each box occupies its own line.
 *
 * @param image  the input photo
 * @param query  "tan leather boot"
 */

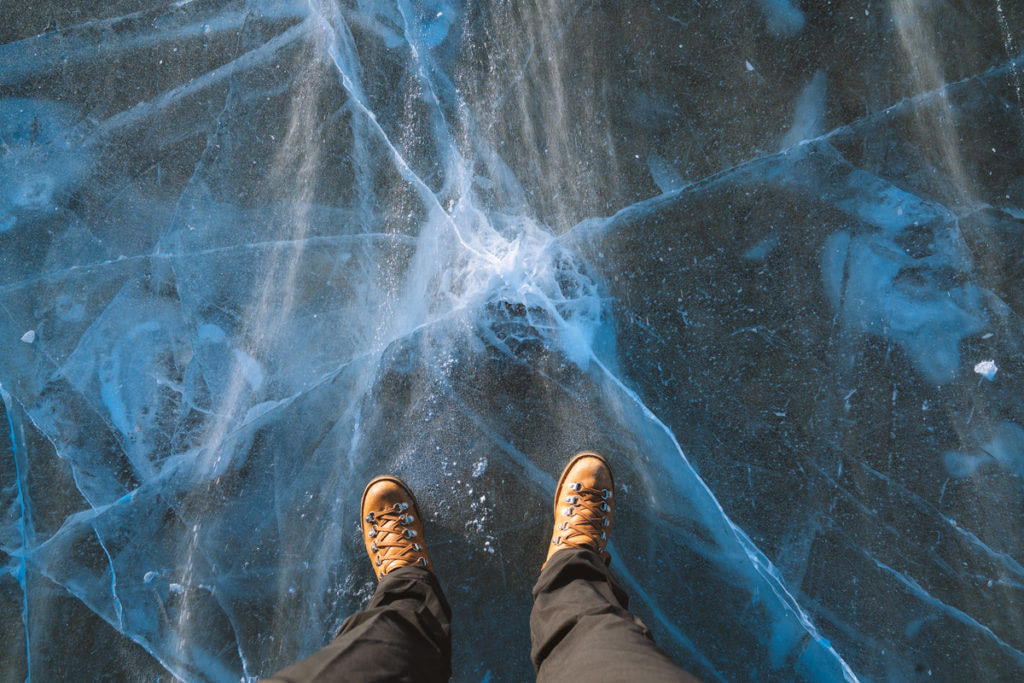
xmin=360 ymin=475 xmax=432 ymax=578
xmin=544 ymin=451 xmax=615 ymax=567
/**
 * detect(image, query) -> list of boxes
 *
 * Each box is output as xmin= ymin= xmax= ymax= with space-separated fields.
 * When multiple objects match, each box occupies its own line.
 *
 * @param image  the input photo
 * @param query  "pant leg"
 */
xmin=530 ymin=548 xmax=699 ymax=683
xmin=265 ymin=566 xmax=451 ymax=683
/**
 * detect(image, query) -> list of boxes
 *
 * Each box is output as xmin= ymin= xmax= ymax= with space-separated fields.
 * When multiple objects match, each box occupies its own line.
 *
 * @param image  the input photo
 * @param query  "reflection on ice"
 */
xmin=2 ymin=0 xmax=1024 ymax=680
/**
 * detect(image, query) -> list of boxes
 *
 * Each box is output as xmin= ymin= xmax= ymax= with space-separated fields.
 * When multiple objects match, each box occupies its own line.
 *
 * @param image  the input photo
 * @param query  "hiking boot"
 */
xmin=545 ymin=451 xmax=614 ymax=567
xmin=360 ymin=475 xmax=432 ymax=578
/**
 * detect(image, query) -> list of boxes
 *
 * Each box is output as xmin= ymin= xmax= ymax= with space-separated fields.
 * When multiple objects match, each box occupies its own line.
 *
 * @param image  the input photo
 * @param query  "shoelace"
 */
xmin=365 ymin=502 xmax=426 ymax=575
xmin=553 ymin=482 xmax=612 ymax=555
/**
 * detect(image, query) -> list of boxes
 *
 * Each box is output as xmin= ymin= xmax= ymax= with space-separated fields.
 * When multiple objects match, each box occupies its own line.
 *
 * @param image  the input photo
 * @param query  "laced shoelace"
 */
xmin=365 ymin=502 xmax=426 ymax=575
xmin=552 ymin=482 xmax=612 ymax=556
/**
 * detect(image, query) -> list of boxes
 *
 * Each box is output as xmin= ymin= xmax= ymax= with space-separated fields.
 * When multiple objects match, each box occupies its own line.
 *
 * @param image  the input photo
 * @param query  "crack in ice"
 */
xmin=871 ymin=556 xmax=1024 ymax=666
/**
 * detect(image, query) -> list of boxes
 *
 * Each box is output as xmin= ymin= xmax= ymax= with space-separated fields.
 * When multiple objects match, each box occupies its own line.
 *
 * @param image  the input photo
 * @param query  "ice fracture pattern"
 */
xmin=2 ymin=0 xmax=1024 ymax=680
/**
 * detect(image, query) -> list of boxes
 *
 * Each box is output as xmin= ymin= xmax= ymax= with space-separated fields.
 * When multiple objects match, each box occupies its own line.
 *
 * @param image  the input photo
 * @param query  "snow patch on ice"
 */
xmin=197 ymin=323 xmax=227 ymax=342
xmin=945 ymin=422 xmax=1024 ymax=478
xmin=756 ymin=0 xmax=805 ymax=37
xmin=820 ymin=174 xmax=986 ymax=385
xmin=471 ymin=457 xmax=488 ymax=478
xmin=0 ymin=98 xmax=92 ymax=231
xmin=743 ymin=234 xmax=780 ymax=261
xmin=781 ymin=70 xmax=826 ymax=149
xmin=647 ymin=156 xmax=690 ymax=193
xmin=232 ymin=348 xmax=265 ymax=392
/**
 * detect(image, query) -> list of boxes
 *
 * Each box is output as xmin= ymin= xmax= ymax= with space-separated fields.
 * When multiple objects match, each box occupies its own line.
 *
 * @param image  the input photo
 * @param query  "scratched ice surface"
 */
xmin=2 ymin=0 xmax=1024 ymax=680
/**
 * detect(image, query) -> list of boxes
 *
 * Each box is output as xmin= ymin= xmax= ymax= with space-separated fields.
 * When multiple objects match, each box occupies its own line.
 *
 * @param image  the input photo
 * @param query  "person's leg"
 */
xmin=530 ymin=548 xmax=696 ymax=682
xmin=265 ymin=476 xmax=451 ymax=682
xmin=530 ymin=452 xmax=699 ymax=683
xmin=265 ymin=565 xmax=450 ymax=682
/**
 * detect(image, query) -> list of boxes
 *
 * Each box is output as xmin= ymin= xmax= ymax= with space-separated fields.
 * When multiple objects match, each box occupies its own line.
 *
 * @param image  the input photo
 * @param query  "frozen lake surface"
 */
xmin=2 ymin=1 xmax=1024 ymax=679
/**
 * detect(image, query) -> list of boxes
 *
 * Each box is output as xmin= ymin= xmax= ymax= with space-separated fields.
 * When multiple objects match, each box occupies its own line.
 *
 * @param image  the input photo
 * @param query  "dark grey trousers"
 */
xmin=264 ymin=567 xmax=451 ymax=683
xmin=265 ymin=549 xmax=697 ymax=682
xmin=531 ymin=548 xmax=699 ymax=682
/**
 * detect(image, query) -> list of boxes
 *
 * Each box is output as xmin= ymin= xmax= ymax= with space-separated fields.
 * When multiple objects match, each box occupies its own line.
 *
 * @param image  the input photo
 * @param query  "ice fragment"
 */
xmin=974 ymin=360 xmax=998 ymax=380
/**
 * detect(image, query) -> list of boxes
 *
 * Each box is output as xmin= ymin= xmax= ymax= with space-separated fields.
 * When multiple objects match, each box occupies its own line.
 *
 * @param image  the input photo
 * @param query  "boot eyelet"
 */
xmin=563 ymin=507 xmax=574 ymax=516
xmin=601 ymin=489 xmax=611 ymax=499
xmin=603 ymin=518 xmax=609 ymax=526
xmin=365 ymin=512 xmax=375 ymax=523
xmin=565 ymin=495 xmax=579 ymax=505
xmin=569 ymin=482 xmax=582 ymax=492
xmin=559 ymin=522 xmax=568 ymax=530
xmin=413 ymin=543 xmax=421 ymax=551
xmin=417 ymin=557 xmax=427 ymax=567
xmin=404 ymin=528 xmax=417 ymax=538
xmin=370 ymin=542 xmax=378 ymax=552
xmin=368 ymin=528 xmax=378 ymax=537
xmin=375 ymin=556 xmax=382 ymax=566
xmin=600 ymin=502 xmax=610 ymax=512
